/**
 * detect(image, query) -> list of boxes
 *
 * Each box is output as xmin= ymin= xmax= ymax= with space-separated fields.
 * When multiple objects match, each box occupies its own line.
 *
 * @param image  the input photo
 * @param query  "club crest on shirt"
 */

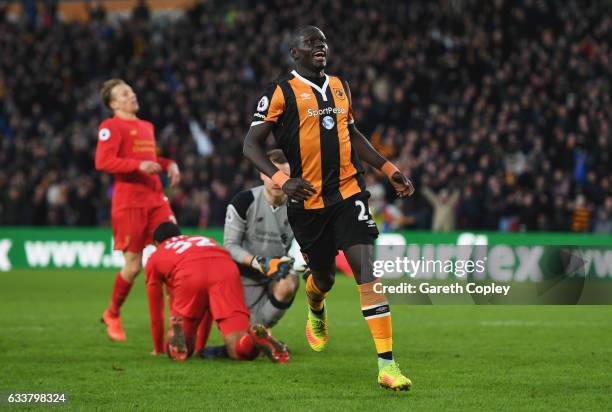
xmin=98 ymin=128 xmax=111 ymax=141
xmin=257 ymin=96 xmax=269 ymax=112
xmin=130 ymin=129 xmax=138 ymax=135
xmin=334 ymin=88 xmax=345 ymax=99
xmin=322 ymin=116 xmax=335 ymax=130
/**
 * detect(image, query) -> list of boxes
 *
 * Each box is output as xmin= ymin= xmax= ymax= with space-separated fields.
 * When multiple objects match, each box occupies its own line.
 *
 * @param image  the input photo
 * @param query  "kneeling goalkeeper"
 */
xmin=224 ymin=149 xmax=299 ymax=329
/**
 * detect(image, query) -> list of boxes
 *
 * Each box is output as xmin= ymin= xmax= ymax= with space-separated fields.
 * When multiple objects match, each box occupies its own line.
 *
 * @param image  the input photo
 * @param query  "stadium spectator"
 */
xmin=0 ymin=1 xmax=8 ymax=22
xmin=422 ymin=187 xmax=460 ymax=232
xmin=0 ymin=0 xmax=610 ymax=233
xmin=132 ymin=0 xmax=150 ymax=22
xmin=87 ymin=0 xmax=106 ymax=23
xmin=571 ymin=195 xmax=591 ymax=232
xmin=457 ymin=186 xmax=482 ymax=230
xmin=593 ymin=197 xmax=612 ymax=234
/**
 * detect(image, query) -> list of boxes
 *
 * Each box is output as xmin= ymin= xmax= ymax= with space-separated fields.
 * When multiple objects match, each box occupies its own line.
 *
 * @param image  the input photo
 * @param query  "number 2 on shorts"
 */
xmin=355 ymin=200 xmax=368 ymax=221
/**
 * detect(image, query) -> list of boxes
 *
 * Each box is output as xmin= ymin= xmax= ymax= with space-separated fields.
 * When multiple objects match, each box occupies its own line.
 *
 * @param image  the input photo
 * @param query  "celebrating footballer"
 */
xmin=244 ymin=26 xmax=415 ymax=391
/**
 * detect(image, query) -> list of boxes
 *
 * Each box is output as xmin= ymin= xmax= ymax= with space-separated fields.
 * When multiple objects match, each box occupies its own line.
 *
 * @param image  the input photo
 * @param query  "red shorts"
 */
xmin=111 ymin=202 xmax=176 ymax=253
xmin=171 ymin=257 xmax=249 ymax=336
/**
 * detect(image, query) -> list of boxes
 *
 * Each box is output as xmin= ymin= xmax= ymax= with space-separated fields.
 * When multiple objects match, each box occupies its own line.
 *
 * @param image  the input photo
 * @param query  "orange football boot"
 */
xmin=101 ymin=309 xmax=126 ymax=342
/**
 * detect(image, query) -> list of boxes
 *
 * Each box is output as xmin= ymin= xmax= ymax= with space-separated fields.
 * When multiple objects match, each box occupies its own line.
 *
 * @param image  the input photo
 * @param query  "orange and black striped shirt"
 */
xmin=251 ymin=70 xmax=366 ymax=210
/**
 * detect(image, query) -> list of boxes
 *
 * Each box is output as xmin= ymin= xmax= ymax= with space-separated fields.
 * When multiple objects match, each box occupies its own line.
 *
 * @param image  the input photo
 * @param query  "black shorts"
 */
xmin=287 ymin=192 xmax=379 ymax=271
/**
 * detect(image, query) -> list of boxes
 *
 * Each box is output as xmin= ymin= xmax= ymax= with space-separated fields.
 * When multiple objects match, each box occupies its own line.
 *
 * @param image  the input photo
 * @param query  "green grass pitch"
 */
xmin=1 ymin=269 xmax=611 ymax=411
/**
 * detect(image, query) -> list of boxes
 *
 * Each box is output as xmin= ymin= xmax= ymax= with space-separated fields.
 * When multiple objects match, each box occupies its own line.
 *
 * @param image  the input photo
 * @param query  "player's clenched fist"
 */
xmin=139 ymin=160 xmax=162 ymax=174
xmin=282 ymin=178 xmax=316 ymax=201
xmin=251 ymin=256 xmax=295 ymax=280
xmin=389 ymin=172 xmax=415 ymax=198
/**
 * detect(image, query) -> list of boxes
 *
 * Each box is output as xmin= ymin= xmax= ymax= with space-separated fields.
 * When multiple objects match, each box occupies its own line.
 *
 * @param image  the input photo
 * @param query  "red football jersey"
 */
xmin=145 ymin=235 xmax=230 ymax=286
xmin=95 ymin=115 xmax=174 ymax=212
xmin=144 ymin=235 xmax=232 ymax=353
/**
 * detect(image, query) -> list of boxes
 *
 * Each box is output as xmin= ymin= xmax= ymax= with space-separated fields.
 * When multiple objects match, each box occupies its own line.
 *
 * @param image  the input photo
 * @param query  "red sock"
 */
xmin=195 ymin=312 xmax=213 ymax=353
xmin=182 ymin=317 xmax=200 ymax=356
xmin=108 ymin=273 xmax=133 ymax=316
xmin=235 ymin=335 xmax=258 ymax=360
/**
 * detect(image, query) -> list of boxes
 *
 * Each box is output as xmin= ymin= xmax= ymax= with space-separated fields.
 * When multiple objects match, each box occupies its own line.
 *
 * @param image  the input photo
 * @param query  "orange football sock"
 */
xmin=358 ymin=280 xmax=393 ymax=358
xmin=306 ymin=275 xmax=327 ymax=313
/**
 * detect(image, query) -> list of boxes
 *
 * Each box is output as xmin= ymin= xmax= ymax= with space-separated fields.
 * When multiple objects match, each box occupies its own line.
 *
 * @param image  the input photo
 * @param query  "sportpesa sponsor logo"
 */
xmin=307 ymin=107 xmax=346 ymax=117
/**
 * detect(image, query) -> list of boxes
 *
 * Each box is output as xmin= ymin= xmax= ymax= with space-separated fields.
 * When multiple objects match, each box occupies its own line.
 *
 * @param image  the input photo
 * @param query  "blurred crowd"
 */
xmin=0 ymin=0 xmax=610 ymax=233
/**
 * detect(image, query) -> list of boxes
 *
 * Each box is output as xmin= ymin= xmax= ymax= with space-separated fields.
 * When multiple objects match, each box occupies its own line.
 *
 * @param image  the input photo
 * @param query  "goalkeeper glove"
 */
xmin=251 ymin=256 xmax=295 ymax=280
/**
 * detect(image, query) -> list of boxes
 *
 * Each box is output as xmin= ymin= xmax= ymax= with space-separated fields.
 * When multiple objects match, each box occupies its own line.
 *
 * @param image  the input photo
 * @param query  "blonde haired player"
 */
xmin=96 ymin=79 xmax=180 ymax=342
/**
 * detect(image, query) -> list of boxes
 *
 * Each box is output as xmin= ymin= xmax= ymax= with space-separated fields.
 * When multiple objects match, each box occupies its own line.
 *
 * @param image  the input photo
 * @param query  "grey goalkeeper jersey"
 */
xmin=224 ymin=186 xmax=294 ymax=279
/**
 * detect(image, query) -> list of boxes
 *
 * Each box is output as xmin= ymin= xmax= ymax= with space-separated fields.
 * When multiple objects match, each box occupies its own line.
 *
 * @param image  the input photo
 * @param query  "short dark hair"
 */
xmin=288 ymin=25 xmax=321 ymax=50
xmin=267 ymin=149 xmax=288 ymax=164
xmin=100 ymin=78 xmax=126 ymax=109
xmin=153 ymin=222 xmax=181 ymax=244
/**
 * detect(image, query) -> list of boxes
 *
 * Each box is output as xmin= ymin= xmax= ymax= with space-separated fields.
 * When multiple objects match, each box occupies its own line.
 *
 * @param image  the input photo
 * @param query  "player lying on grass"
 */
xmin=144 ymin=222 xmax=289 ymax=363
xmin=243 ymin=26 xmax=415 ymax=390
xmin=96 ymin=78 xmax=180 ymax=342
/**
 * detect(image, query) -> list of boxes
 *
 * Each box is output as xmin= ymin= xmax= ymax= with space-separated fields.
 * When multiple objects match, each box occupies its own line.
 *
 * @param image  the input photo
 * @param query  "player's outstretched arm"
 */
xmin=243 ymin=123 xmax=315 ymax=201
xmin=348 ymin=123 xmax=415 ymax=198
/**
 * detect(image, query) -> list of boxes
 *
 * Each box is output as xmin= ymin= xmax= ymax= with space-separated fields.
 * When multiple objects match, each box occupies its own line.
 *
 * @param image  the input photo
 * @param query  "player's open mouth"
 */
xmin=313 ymin=51 xmax=326 ymax=63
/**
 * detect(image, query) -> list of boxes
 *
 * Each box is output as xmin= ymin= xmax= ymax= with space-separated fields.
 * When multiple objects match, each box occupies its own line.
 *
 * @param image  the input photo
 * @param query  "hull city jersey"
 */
xmin=224 ymin=186 xmax=294 ymax=279
xmin=251 ymin=71 xmax=366 ymax=210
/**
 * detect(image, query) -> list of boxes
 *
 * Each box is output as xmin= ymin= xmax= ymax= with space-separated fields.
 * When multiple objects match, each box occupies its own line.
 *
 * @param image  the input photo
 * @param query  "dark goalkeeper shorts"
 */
xmin=287 ymin=191 xmax=379 ymax=271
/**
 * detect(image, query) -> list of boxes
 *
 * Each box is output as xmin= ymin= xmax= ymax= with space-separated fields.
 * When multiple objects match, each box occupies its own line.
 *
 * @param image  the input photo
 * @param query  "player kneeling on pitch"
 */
xmin=144 ymin=222 xmax=289 ymax=363
xmin=225 ymin=150 xmax=299 ymax=325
